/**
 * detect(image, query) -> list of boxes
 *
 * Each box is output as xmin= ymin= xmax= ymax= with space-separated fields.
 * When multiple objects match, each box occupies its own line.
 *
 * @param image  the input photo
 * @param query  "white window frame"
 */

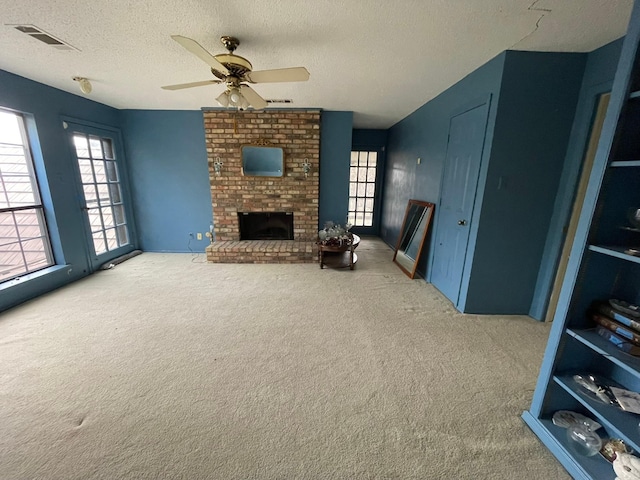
xmin=0 ymin=109 xmax=54 ymax=282
xmin=348 ymin=150 xmax=378 ymax=227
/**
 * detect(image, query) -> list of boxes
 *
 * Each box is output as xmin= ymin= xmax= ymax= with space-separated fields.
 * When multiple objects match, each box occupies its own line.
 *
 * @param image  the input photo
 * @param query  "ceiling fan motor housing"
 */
xmin=211 ymin=53 xmax=252 ymax=79
xmin=211 ymin=36 xmax=253 ymax=79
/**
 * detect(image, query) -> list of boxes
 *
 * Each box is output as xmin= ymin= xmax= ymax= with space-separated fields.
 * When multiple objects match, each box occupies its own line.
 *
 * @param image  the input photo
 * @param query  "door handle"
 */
xmin=457 ymin=219 xmax=467 ymax=226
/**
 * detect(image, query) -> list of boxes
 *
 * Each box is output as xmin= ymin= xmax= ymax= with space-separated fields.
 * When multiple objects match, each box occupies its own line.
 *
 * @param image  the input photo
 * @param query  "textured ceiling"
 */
xmin=0 ymin=0 xmax=634 ymax=128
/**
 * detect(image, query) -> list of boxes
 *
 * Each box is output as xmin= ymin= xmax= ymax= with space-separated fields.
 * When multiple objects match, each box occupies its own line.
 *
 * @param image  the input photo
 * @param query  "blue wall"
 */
xmin=319 ymin=111 xmax=353 ymax=227
xmin=352 ymin=129 xmax=388 ymax=150
xmin=122 ymin=109 xmax=354 ymax=250
xmin=382 ymin=53 xmax=506 ymax=279
xmin=462 ymin=51 xmax=586 ymax=314
xmin=383 ymin=50 xmax=585 ymax=314
xmin=529 ymin=38 xmax=624 ymax=319
xmin=0 ymin=69 xmax=122 ymax=311
xmin=119 ymin=110 xmax=212 ymax=253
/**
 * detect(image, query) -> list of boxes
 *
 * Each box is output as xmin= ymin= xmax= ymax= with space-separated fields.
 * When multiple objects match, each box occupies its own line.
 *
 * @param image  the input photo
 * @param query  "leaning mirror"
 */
xmin=393 ymin=200 xmax=435 ymax=279
xmin=241 ymin=142 xmax=284 ymax=177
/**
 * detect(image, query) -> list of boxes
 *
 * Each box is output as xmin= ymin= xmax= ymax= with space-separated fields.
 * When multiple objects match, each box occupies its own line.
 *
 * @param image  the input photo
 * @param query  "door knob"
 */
xmin=457 ymin=219 xmax=467 ymax=226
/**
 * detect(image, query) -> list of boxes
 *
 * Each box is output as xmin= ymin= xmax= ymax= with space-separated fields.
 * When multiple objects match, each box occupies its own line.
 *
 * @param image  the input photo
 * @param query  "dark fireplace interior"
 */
xmin=238 ymin=212 xmax=294 ymax=240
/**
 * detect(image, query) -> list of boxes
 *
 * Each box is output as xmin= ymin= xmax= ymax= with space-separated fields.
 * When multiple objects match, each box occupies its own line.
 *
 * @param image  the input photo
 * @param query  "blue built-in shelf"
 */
xmin=589 ymin=245 xmax=640 ymax=264
xmin=611 ymin=160 xmax=640 ymax=167
xmin=521 ymin=413 xmax=615 ymax=480
xmin=525 ymin=3 xmax=640 ymax=478
xmin=555 ymin=374 xmax=640 ymax=454
xmin=567 ymin=328 xmax=640 ymax=377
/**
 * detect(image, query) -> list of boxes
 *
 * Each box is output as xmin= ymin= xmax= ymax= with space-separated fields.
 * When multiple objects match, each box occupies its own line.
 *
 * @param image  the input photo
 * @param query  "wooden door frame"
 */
xmin=545 ymin=92 xmax=611 ymax=322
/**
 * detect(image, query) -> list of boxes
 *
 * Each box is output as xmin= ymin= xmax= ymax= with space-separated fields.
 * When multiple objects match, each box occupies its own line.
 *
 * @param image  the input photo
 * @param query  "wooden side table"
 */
xmin=318 ymin=234 xmax=360 ymax=270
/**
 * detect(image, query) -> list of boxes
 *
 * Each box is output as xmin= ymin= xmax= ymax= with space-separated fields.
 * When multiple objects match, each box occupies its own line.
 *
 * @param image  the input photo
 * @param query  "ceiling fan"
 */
xmin=161 ymin=35 xmax=310 ymax=110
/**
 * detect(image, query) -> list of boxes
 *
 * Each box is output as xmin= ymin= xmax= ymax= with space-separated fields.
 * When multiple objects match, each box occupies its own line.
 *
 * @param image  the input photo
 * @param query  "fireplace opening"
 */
xmin=238 ymin=212 xmax=294 ymax=240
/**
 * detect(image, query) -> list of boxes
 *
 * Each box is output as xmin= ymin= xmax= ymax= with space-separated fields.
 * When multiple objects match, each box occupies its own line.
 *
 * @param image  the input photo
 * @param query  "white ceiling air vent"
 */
xmin=266 ymin=99 xmax=293 ymax=104
xmin=10 ymin=25 xmax=78 ymax=51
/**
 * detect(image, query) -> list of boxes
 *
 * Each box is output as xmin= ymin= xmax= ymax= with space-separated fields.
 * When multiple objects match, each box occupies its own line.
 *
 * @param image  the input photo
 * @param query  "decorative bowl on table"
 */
xmin=317 ymin=221 xmax=353 ymax=247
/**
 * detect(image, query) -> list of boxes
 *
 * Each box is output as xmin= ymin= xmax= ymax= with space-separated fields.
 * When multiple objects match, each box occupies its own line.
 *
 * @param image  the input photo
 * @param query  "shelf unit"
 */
xmin=523 ymin=2 xmax=640 ymax=478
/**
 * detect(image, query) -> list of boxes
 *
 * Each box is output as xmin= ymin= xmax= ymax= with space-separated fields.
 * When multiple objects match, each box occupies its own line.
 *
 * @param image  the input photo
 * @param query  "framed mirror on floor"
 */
xmin=393 ymin=199 xmax=435 ymax=279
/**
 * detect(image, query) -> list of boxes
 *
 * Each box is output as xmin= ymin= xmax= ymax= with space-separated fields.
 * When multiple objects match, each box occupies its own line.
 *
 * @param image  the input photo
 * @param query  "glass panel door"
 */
xmin=68 ymin=123 xmax=134 ymax=268
xmin=348 ymin=150 xmax=382 ymax=235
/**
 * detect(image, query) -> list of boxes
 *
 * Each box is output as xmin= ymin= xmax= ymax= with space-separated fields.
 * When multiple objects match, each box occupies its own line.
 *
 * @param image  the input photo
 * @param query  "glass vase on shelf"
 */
xmin=566 ymin=421 xmax=603 ymax=457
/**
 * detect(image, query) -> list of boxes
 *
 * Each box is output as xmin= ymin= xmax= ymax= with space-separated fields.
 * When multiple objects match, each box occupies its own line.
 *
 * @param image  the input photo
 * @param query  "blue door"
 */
xmin=430 ymin=102 xmax=489 ymax=306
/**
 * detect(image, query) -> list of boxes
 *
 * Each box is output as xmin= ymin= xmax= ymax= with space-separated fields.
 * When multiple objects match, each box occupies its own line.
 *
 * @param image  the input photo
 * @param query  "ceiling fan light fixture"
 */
xmin=72 ymin=76 xmax=92 ymax=94
xmin=216 ymin=90 xmax=230 ymax=107
xmin=228 ymin=87 xmax=243 ymax=106
xmin=216 ymin=88 xmax=249 ymax=109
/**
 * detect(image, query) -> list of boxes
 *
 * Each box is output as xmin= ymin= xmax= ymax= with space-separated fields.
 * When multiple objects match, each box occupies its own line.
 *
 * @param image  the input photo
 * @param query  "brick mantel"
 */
xmin=203 ymin=109 xmax=320 ymax=263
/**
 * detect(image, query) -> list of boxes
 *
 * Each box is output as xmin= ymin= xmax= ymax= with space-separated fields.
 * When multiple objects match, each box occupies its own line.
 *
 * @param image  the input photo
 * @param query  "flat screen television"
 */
xmin=241 ymin=146 xmax=284 ymax=177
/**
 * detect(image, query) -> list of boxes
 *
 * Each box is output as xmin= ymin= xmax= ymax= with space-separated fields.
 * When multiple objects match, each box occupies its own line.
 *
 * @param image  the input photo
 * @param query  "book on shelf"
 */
xmin=593 ymin=301 xmax=640 ymax=332
xmin=595 ymin=325 xmax=640 ymax=355
xmin=591 ymin=312 xmax=640 ymax=346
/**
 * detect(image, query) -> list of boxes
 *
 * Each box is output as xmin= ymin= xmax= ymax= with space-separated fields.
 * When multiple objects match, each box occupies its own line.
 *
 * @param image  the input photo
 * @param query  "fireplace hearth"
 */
xmin=238 ymin=212 xmax=294 ymax=241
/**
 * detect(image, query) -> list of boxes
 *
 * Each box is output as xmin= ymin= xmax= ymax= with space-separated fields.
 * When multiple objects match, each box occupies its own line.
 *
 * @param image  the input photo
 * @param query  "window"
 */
xmin=72 ymin=133 xmax=129 ymax=255
xmin=348 ymin=151 xmax=377 ymax=227
xmin=0 ymin=110 xmax=53 ymax=282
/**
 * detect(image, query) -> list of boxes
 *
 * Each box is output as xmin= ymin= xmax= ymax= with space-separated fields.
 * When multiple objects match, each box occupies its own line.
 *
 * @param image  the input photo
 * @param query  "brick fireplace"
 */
xmin=203 ymin=109 xmax=320 ymax=263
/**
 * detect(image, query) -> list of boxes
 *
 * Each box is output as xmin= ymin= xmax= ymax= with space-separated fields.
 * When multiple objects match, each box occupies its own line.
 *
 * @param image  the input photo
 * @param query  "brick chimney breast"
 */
xmin=204 ymin=109 xmax=320 ymax=263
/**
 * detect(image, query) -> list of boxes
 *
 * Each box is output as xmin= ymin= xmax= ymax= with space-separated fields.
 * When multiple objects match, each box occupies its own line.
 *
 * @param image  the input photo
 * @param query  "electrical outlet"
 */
xmin=196 ymin=233 xmax=203 ymax=240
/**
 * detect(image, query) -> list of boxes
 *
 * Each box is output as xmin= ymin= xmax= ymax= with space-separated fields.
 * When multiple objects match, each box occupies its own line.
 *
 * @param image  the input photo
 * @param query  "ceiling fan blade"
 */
xmin=161 ymin=79 xmax=222 ymax=90
xmin=246 ymin=67 xmax=310 ymax=83
xmin=240 ymin=85 xmax=268 ymax=110
xmin=171 ymin=35 xmax=229 ymax=75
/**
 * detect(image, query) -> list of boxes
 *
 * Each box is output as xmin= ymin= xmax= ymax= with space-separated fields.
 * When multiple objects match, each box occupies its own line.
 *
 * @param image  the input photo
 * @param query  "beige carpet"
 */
xmin=0 ymin=238 xmax=568 ymax=479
